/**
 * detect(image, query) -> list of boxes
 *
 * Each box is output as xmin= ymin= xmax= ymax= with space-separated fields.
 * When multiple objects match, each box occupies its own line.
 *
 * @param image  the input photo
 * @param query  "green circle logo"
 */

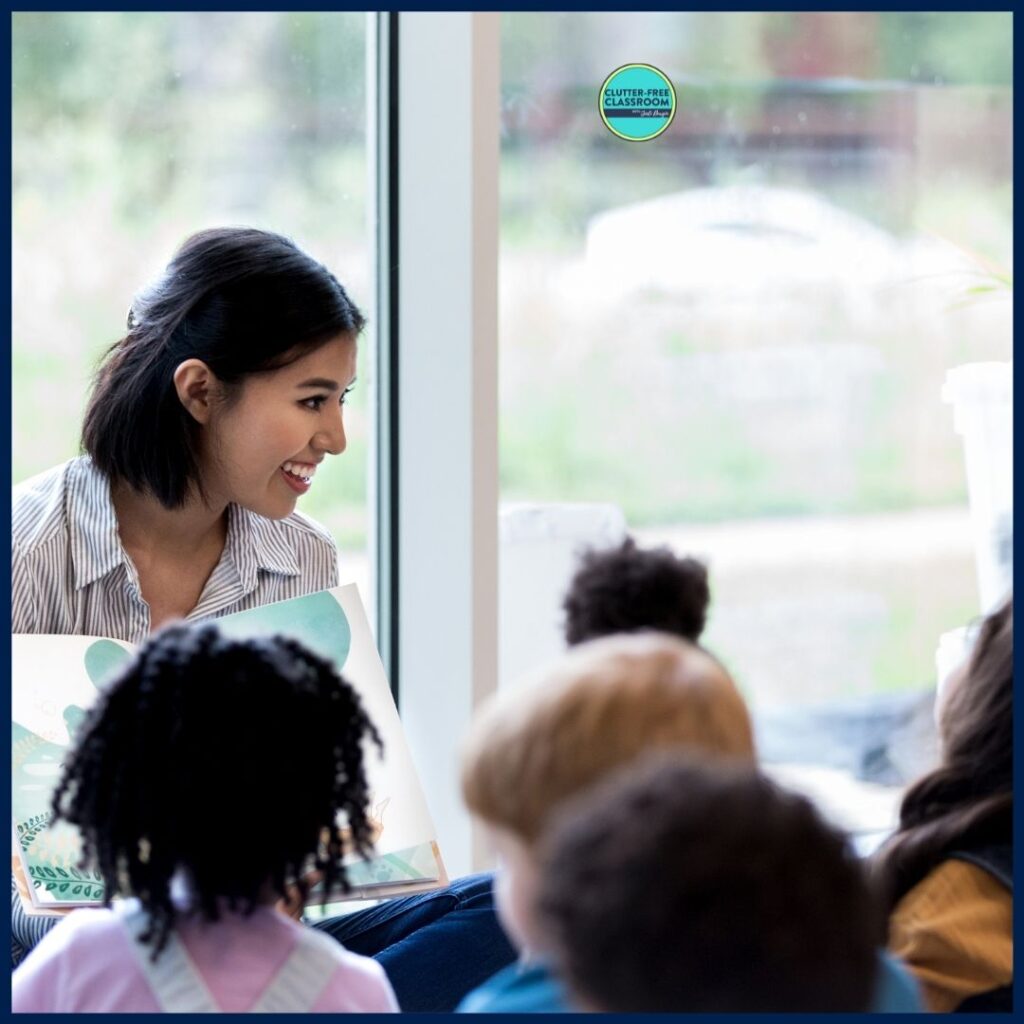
xmin=599 ymin=63 xmax=677 ymax=142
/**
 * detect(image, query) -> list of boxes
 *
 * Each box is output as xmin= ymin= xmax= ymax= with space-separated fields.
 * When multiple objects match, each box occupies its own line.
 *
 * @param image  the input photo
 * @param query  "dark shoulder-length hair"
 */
xmin=872 ymin=597 xmax=1013 ymax=911
xmin=81 ymin=227 xmax=365 ymax=509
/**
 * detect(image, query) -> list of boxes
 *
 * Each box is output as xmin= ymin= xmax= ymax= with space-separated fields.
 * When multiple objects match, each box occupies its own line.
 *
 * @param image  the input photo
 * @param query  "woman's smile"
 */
xmin=279 ymin=460 xmax=319 ymax=494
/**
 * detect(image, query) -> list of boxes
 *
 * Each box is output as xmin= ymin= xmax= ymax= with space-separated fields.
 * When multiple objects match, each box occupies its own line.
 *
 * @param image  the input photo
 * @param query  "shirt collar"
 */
xmin=228 ymin=504 xmax=302 ymax=583
xmin=69 ymin=458 xmax=301 ymax=591
xmin=69 ymin=458 xmax=127 ymax=591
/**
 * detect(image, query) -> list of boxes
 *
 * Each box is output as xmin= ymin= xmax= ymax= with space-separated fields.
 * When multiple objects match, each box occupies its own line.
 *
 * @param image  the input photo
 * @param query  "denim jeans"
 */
xmin=311 ymin=872 xmax=516 ymax=1012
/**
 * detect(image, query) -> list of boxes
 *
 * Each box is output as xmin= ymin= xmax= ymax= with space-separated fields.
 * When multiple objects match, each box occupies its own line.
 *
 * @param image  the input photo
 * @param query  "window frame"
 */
xmin=380 ymin=12 xmax=501 ymax=878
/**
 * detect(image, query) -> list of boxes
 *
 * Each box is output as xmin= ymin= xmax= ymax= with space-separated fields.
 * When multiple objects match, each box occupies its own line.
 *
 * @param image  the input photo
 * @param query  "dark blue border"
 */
xmin=4 ymin=1 xmax=15 ymax=998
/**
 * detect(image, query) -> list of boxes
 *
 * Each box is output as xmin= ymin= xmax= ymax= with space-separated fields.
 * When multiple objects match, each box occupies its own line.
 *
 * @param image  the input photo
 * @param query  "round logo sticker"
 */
xmin=599 ymin=63 xmax=677 ymax=142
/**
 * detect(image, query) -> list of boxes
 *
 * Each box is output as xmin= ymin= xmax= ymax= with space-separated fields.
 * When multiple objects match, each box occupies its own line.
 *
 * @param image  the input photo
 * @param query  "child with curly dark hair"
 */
xmin=537 ymin=754 xmax=883 ymax=1013
xmin=562 ymin=536 xmax=710 ymax=646
xmin=12 ymin=623 xmax=398 ymax=1013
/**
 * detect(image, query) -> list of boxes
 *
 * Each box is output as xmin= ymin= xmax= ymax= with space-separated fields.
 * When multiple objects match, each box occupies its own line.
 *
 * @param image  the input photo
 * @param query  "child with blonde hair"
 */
xmin=457 ymin=632 xmax=755 ymax=1011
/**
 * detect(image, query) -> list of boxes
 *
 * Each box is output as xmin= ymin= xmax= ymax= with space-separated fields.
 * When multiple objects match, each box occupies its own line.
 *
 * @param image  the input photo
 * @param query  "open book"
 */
xmin=12 ymin=584 xmax=447 ymax=913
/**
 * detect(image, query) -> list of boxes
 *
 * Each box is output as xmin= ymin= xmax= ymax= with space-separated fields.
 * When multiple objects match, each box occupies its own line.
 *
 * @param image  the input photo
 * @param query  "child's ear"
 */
xmin=173 ymin=359 xmax=217 ymax=425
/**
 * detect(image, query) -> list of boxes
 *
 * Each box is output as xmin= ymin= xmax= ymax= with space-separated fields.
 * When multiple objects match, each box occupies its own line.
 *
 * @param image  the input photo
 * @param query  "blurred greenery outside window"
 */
xmin=498 ymin=13 xmax=1011 ymax=726
xmin=12 ymin=11 xmax=373 ymax=601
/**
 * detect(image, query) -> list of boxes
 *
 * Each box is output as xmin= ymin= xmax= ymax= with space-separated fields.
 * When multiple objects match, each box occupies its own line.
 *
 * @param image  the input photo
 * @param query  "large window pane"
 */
xmin=12 ymin=12 xmax=374 ymax=610
xmin=499 ymin=12 xmax=1012 ymax=834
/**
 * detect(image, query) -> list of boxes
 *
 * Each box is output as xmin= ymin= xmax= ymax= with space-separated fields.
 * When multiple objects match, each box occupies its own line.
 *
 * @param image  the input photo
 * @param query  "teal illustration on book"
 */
xmin=12 ymin=639 xmax=129 ymax=901
xmin=212 ymin=590 xmax=352 ymax=670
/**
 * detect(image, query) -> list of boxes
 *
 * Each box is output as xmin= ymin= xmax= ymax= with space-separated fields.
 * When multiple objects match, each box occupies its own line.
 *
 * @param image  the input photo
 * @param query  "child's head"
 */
xmin=52 ymin=622 xmax=381 ymax=955
xmin=461 ymin=632 xmax=754 ymax=951
xmin=537 ymin=754 xmax=882 ymax=1013
xmin=562 ymin=536 xmax=710 ymax=646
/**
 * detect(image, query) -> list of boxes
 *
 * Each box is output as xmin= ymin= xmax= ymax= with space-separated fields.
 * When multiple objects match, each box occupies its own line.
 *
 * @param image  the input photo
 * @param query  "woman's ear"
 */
xmin=173 ymin=359 xmax=217 ymax=425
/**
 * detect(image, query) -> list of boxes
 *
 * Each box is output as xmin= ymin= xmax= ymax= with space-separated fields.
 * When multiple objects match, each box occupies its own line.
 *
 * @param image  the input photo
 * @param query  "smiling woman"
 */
xmin=13 ymin=227 xmax=363 ymax=638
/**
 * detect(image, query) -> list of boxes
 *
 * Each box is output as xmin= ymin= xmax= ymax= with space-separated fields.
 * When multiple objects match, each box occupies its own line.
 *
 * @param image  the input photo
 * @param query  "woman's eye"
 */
xmin=301 ymin=396 xmax=328 ymax=411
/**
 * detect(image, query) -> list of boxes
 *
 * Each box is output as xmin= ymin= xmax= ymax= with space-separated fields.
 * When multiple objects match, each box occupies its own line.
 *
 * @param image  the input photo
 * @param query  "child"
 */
xmin=12 ymin=623 xmax=399 ymax=1013
xmin=457 ymin=632 xmax=756 ymax=1011
xmin=873 ymin=597 xmax=1013 ymax=1011
xmin=562 ymin=536 xmax=710 ymax=646
xmin=537 ymin=753 xmax=882 ymax=1012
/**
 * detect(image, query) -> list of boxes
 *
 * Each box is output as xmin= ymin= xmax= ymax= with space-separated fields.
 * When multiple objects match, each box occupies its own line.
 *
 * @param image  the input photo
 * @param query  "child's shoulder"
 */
xmin=44 ymin=904 xmax=129 ymax=948
xmin=294 ymin=922 xmax=398 ymax=1012
xmin=457 ymin=960 xmax=570 ymax=1013
xmin=12 ymin=905 xmax=146 ymax=1013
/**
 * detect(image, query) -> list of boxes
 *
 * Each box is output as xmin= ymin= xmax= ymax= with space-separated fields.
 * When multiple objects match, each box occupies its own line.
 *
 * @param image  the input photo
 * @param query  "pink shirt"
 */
xmin=12 ymin=902 xmax=399 ymax=1013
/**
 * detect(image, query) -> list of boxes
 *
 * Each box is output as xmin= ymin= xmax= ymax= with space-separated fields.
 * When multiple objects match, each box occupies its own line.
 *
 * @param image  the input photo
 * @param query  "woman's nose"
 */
xmin=314 ymin=407 xmax=347 ymax=456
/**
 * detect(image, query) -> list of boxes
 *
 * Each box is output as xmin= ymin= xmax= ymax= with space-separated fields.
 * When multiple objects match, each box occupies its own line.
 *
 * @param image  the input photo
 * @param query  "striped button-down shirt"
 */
xmin=12 ymin=455 xmax=340 ymax=642
xmin=10 ymin=455 xmax=341 ymax=960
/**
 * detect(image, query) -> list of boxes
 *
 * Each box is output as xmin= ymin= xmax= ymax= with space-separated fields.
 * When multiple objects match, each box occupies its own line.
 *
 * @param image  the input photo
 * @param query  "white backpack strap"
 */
xmin=121 ymin=904 xmax=220 ymax=1013
xmin=249 ymin=926 xmax=343 ymax=1013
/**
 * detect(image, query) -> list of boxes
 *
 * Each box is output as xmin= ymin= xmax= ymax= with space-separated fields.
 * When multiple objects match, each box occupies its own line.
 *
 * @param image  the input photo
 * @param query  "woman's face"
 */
xmin=203 ymin=333 xmax=358 ymax=520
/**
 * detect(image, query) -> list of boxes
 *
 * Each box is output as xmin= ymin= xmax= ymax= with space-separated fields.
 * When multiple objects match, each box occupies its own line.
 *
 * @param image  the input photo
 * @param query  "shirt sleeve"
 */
xmin=11 ymin=541 xmax=37 ymax=633
xmin=888 ymin=859 xmax=1013 ymax=1012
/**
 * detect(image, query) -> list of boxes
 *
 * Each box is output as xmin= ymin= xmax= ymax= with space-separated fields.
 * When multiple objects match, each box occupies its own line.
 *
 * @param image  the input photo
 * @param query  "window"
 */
xmin=499 ymin=12 xmax=1012 ymax=837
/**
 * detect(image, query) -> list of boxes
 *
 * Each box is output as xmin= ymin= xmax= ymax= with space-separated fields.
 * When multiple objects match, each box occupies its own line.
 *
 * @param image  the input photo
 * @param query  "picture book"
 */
xmin=12 ymin=584 xmax=447 ymax=911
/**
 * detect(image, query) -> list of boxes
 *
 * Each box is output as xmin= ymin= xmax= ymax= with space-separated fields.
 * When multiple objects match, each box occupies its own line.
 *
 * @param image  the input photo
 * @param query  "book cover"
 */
xmin=12 ymin=584 xmax=447 ymax=910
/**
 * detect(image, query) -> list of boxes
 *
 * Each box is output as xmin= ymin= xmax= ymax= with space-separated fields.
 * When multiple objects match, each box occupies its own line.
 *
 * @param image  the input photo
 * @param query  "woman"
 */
xmin=11 ymin=227 xmax=515 ymax=1009
xmin=873 ymin=597 xmax=1013 ymax=1012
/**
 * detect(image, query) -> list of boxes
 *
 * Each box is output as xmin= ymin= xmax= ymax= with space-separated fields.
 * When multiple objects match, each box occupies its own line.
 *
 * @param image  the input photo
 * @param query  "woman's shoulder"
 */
xmin=231 ymin=505 xmax=339 ymax=593
xmin=12 ymin=456 xmax=95 ymax=553
xmin=239 ymin=506 xmax=338 ymax=565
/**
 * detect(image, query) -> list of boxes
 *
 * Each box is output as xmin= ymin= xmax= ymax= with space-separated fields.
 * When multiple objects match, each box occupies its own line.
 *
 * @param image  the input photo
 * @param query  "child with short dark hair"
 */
xmin=537 ymin=754 xmax=883 ymax=1013
xmin=562 ymin=536 xmax=710 ymax=646
xmin=12 ymin=623 xmax=398 ymax=1013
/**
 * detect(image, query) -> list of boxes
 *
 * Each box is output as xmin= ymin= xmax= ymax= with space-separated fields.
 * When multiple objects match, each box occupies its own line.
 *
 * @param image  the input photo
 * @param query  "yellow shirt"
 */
xmin=888 ymin=859 xmax=1013 ymax=1012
